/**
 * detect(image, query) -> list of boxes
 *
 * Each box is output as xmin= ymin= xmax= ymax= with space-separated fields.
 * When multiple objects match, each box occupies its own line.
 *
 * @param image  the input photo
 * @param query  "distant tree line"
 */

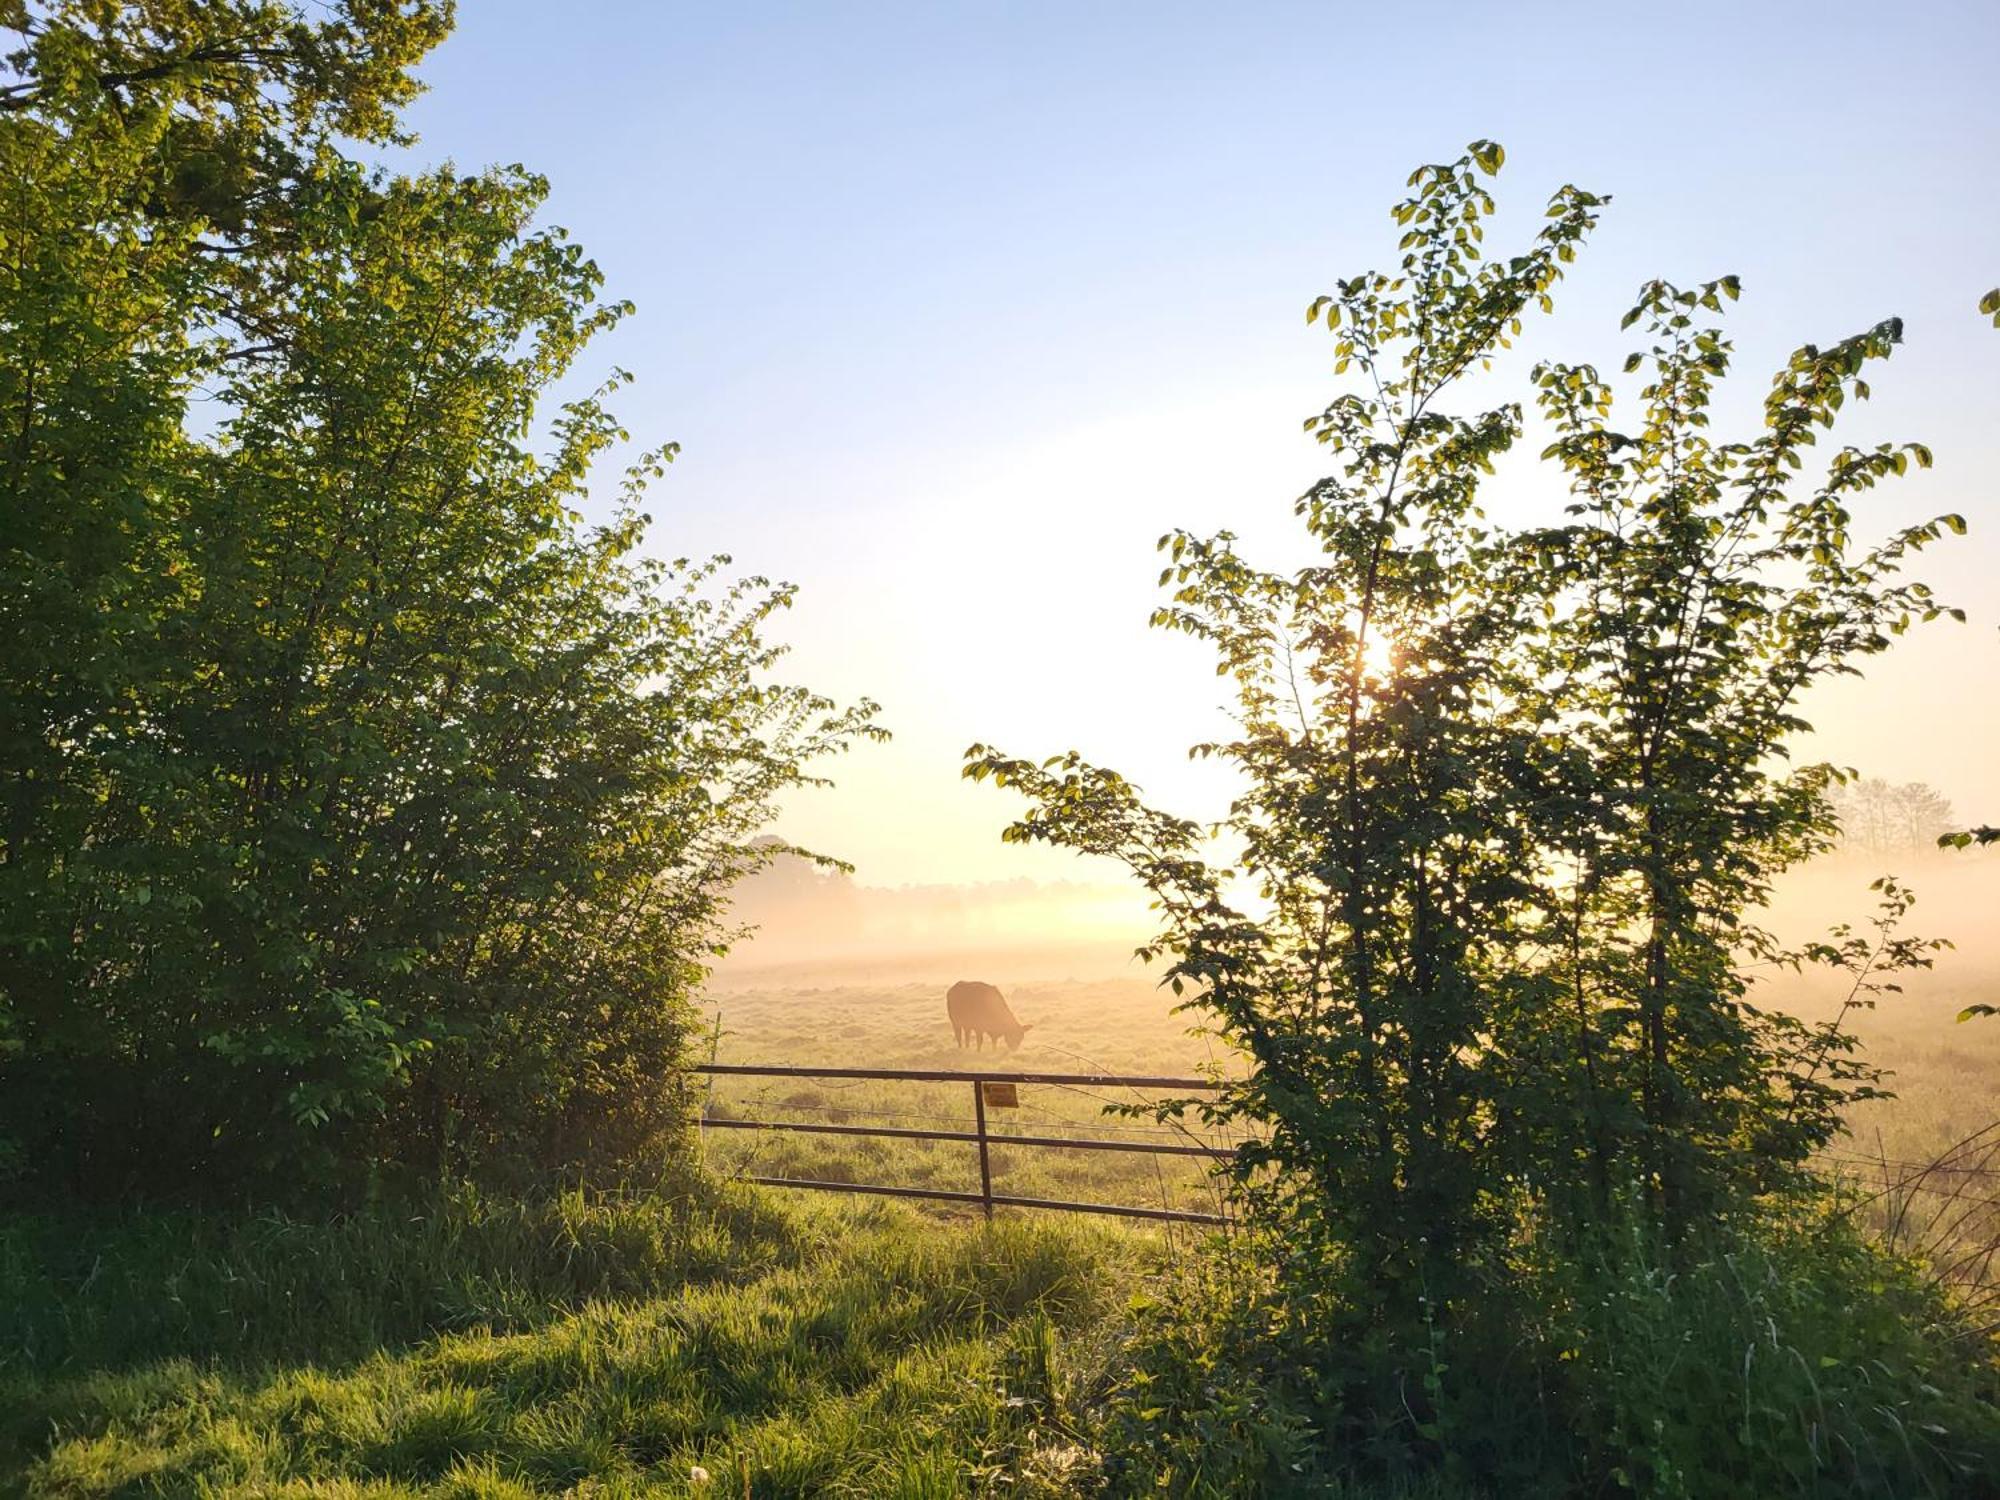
xmin=0 ymin=1 xmax=876 ymax=1201
xmin=1827 ymin=777 xmax=1960 ymax=857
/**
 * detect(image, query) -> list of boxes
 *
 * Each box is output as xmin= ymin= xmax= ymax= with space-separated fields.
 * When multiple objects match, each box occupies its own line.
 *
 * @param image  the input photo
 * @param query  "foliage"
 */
xmin=8 ymin=1176 xmax=1993 ymax=1498
xmin=1938 ymin=828 xmax=2000 ymax=851
xmin=1100 ymin=1207 xmax=2000 ymax=1498
xmin=1528 ymin=1204 xmax=2000 ymax=1498
xmin=973 ymin=141 xmax=1609 ymax=1307
xmin=965 ymin=139 xmax=1965 ymax=1443
xmin=0 ymin=1 xmax=879 ymax=1200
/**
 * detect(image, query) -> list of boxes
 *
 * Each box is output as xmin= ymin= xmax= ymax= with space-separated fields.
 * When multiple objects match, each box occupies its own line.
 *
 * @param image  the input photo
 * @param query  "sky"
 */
xmin=391 ymin=0 xmax=2000 ymax=889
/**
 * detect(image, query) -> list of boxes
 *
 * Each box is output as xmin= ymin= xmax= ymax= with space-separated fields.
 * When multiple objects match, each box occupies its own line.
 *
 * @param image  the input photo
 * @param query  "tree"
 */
xmin=968 ymin=141 xmax=1960 ymax=1304
xmin=976 ymin=143 xmax=1608 ymax=1310
xmin=1829 ymin=778 xmax=1958 ymax=856
xmin=1530 ymin=285 xmax=1963 ymax=1228
xmin=0 ymin=2 xmax=878 ymax=1199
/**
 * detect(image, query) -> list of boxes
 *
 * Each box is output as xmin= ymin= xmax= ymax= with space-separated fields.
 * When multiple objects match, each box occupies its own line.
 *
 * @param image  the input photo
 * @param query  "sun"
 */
xmin=1358 ymin=631 xmax=1395 ymax=681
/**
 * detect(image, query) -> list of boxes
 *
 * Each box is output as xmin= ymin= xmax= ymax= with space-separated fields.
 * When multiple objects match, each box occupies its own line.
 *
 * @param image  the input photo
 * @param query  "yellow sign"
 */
xmin=979 ymin=1082 xmax=1019 ymax=1109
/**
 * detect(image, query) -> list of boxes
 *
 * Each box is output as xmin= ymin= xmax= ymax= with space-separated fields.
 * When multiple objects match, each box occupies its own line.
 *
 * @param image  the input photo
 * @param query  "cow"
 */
xmin=946 ymin=980 xmax=1032 ymax=1051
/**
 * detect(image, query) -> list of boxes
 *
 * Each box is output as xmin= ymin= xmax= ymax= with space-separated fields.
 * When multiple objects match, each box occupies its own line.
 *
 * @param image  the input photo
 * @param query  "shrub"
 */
xmin=1097 ymin=1200 xmax=2000 ymax=1498
xmin=1531 ymin=1204 xmax=2000 ymax=1499
xmin=0 ymin=2 xmax=878 ymax=1201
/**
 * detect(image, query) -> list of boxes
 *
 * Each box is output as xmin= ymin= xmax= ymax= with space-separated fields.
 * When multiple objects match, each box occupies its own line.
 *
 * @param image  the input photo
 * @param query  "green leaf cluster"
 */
xmin=966 ymin=141 xmax=1963 ymax=1338
xmin=0 ymin=2 xmax=878 ymax=1199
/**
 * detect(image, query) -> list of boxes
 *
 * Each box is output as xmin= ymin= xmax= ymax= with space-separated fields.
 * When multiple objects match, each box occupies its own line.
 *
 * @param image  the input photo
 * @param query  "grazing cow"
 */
xmin=946 ymin=980 xmax=1032 ymax=1051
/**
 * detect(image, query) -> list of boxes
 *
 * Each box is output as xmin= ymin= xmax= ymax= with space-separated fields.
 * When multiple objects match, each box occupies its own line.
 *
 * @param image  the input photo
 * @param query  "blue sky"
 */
xmin=392 ymin=1 xmax=2000 ymax=885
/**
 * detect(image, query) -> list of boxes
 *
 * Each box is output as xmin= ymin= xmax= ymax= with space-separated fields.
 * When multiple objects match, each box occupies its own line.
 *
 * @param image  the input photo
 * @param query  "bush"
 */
xmin=1097 ymin=1200 xmax=2000 ymax=1498
xmin=0 ymin=2 xmax=877 ymax=1201
xmin=1099 ymin=1261 xmax=1328 ymax=1495
xmin=1531 ymin=1205 xmax=2000 ymax=1498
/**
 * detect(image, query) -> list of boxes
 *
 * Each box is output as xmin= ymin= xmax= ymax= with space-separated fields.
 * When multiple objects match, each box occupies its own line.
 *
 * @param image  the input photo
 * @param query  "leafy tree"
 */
xmin=1528 ymin=279 xmax=1963 ymax=1229
xmin=968 ymin=141 xmax=1961 ymax=1311
xmin=0 ymin=1 xmax=877 ymax=1199
xmin=975 ymin=142 xmax=1608 ymax=1310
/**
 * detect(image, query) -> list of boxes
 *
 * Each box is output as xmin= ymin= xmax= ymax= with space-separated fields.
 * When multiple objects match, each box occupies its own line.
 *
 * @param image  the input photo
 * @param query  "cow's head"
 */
xmin=1003 ymin=1021 xmax=1035 ymax=1051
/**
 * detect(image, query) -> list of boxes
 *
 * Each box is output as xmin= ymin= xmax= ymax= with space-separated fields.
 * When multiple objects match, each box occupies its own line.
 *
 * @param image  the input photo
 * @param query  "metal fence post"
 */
xmin=972 ymin=1080 xmax=993 ymax=1221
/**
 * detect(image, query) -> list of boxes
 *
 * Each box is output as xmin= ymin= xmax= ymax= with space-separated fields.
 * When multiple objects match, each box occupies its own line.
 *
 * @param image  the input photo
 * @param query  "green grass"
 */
xmin=0 ymin=974 xmax=1376 ymax=1499
xmin=697 ymin=974 xmax=1248 ymax=1226
xmin=6 ymin=904 xmax=1991 ymax=1499
xmin=700 ymin=950 xmax=2000 ymax=1316
xmin=2 ymin=1185 xmax=1150 ymax=1497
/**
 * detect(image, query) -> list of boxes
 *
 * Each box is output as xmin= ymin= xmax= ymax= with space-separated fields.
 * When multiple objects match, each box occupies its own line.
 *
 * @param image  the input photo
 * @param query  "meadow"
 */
xmin=696 ymin=966 xmax=1250 ymax=1227
xmin=0 ymin=961 xmax=1247 ymax=1496
xmin=5 ymin=859 xmax=1994 ymax=1498
xmin=0 ymin=1186 xmax=1160 ymax=1497
xmin=8 ymin=8 xmax=1998 ymax=1494
xmin=698 ymin=848 xmax=2000 ymax=1256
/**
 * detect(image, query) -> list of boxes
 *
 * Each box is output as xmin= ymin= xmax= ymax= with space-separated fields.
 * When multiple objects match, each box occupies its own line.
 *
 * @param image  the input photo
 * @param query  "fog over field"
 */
xmin=712 ymin=844 xmax=2000 ymax=1166
xmin=714 ymin=843 xmax=1158 ymax=988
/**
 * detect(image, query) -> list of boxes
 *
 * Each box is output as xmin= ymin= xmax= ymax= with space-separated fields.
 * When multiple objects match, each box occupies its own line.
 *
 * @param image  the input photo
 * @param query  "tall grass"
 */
xmin=1101 ymin=1197 xmax=2000 ymax=1499
xmin=1 ymin=1183 xmax=1147 ymax=1497
xmin=0 ymin=1178 xmax=805 ymax=1377
xmin=8 ymin=957 xmax=1994 ymax=1496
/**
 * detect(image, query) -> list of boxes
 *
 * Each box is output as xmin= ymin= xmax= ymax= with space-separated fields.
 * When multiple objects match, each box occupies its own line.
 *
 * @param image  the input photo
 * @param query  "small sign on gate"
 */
xmin=979 ymin=1081 xmax=1019 ymax=1109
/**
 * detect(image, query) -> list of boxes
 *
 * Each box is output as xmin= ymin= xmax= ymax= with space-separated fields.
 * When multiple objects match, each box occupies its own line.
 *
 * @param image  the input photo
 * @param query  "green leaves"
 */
xmin=970 ymin=137 xmax=1635 ymax=1312
xmin=968 ymin=135 xmax=1971 ymax=1320
xmin=1937 ymin=826 xmax=2000 ymax=851
xmin=0 ymin=1 xmax=878 ymax=1203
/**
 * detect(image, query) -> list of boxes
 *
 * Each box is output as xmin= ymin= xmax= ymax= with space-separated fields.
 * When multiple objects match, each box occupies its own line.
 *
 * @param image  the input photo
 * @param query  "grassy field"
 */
xmin=696 ymin=970 xmax=1248 ymax=1227
xmin=699 ymin=857 xmax=2000 ymax=1240
xmin=0 ymin=960 xmax=1253 ymax=1498
xmin=5 ymin=858 xmax=1992 ymax=1498
xmin=1 ymin=1187 xmax=1158 ymax=1497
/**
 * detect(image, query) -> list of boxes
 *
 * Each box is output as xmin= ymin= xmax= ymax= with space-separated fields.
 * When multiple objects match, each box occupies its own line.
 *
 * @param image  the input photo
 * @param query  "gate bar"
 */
xmin=693 ymin=1063 xmax=1220 ymax=1089
xmin=700 ymin=1116 xmax=1234 ymax=1158
xmin=734 ymin=1173 xmax=1228 ymax=1226
xmin=973 ymin=1080 xmax=993 ymax=1219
